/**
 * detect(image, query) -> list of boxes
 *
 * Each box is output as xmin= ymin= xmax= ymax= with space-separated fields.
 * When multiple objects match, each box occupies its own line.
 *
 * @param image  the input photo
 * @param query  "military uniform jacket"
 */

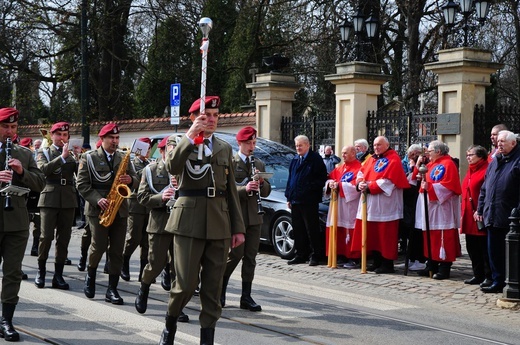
xmin=0 ymin=144 xmax=45 ymax=232
xmin=128 ymin=156 xmax=149 ymax=214
xmin=165 ymin=135 xmax=245 ymax=240
xmin=233 ymin=154 xmax=271 ymax=226
xmin=76 ymin=148 xmax=138 ymax=218
xmin=137 ymin=159 xmax=171 ymax=235
xmin=36 ymin=145 xmax=78 ymax=208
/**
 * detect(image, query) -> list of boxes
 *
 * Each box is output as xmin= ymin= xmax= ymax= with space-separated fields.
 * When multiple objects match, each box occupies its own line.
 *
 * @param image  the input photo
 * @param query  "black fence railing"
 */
xmin=474 ymin=104 xmax=520 ymax=150
xmin=367 ymin=108 xmax=438 ymax=158
xmin=281 ymin=112 xmax=335 ymax=151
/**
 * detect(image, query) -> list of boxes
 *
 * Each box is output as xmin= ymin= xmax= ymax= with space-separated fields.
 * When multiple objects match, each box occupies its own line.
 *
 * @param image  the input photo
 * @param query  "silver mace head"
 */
xmin=418 ymin=165 xmax=428 ymax=175
xmin=199 ymin=17 xmax=213 ymax=38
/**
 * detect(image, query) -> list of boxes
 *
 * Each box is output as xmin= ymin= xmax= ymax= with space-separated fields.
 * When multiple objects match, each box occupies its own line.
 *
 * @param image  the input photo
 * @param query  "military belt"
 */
xmin=178 ymin=188 xmax=227 ymax=198
xmin=46 ymin=179 xmax=74 ymax=186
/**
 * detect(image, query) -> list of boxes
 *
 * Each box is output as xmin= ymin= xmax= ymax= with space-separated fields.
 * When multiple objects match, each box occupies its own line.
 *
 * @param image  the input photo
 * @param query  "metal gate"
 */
xmin=281 ymin=112 xmax=335 ymax=151
xmin=473 ymin=104 xmax=520 ymax=149
xmin=367 ymin=108 xmax=438 ymax=157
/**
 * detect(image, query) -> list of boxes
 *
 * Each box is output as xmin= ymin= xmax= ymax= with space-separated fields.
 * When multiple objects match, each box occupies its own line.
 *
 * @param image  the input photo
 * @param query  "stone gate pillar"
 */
xmin=325 ymin=62 xmax=391 ymax=151
xmin=246 ymin=72 xmax=301 ymax=143
xmin=424 ymin=48 xmax=503 ymax=176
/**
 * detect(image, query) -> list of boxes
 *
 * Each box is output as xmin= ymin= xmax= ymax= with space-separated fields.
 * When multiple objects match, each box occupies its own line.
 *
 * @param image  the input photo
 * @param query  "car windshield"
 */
xmin=149 ymin=132 xmax=295 ymax=191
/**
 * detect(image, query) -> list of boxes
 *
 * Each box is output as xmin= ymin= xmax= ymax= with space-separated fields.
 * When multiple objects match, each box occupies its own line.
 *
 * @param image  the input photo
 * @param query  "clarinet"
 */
xmin=4 ymin=137 xmax=13 ymax=211
xmin=250 ymin=155 xmax=264 ymax=215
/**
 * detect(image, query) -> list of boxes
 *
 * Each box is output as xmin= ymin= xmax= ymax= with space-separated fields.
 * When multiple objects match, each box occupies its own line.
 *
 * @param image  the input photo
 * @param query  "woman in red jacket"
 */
xmin=460 ymin=145 xmax=491 ymax=286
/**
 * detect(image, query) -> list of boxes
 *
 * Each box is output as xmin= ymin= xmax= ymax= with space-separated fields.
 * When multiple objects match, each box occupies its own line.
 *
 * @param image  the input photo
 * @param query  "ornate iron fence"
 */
xmin=367 ymin=108 xmax=438 ymax=157
xmin=473 ymin=104 xmax=520 ymax=150
xmin=281 ymin=112 xmax=335 ymax=151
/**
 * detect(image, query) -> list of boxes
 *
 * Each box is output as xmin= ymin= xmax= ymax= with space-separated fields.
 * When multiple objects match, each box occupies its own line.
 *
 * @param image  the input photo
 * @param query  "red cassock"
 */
xmin=460 ymin=159 xmax=488 ymax=236
xmin=415 ymin=155 xmax=462 ymax=262
xmin=350 ymin=149 xmax=409 ymax=260
xmin=325 ymin=160 xmax=362 ymax=257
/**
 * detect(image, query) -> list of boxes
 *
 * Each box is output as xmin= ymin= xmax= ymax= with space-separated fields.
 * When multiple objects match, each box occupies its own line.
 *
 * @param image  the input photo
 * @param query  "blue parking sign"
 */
xmin=170 ymin=84 xmax=181 ymax=106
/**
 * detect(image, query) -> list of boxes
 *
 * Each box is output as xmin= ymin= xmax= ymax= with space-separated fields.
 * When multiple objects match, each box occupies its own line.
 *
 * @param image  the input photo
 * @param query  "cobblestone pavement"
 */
xmin=253 ymin=234 xmax=520 ymax=324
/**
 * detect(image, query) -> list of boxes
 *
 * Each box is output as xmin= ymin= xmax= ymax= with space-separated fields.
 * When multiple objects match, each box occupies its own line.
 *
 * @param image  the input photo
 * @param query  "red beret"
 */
xmin=138 ymin=137 xmax=151 ymax=145
xmin=51 ymin=121 xmax=70 ymax=133
xmin=95 ymin=139 xmax=102 ymax=148
xmin=236 ymin=126 xmax=257 ymax=142
xmin=157 ymin=136 xmax=169 ymax=149
xmin=0 ymin=108 xmax=19 ymax=123
xmin=188 ymin=96 xmax=221 ymax=113
xmin=98 ymin=123 xmax=119 ymax=137
xmin=20 ymin=137 xmax=32 ymax=148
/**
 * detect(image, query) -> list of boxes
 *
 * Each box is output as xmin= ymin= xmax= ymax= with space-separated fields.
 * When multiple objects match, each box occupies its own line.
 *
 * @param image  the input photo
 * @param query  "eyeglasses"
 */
xmin=466 ymin=154 xmax=476 ymax=157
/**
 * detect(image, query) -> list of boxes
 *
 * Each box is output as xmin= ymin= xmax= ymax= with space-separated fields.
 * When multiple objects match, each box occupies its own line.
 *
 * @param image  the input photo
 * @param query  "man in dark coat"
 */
xmin=285 ymin=135 xmax=328 ymax=266
xmin=477 ymin=130 xmax=520 ymax=293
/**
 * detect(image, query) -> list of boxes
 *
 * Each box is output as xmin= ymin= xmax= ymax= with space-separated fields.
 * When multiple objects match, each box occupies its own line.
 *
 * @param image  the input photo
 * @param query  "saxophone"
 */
xmin=99 ymin=150 xmax=132 ymax=227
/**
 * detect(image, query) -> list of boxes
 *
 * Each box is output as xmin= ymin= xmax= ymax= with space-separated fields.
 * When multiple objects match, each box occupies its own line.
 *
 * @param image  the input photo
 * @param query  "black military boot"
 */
xmin=367 ymin=252 xmax=382 ymax=272
xmin=77 ymin=247 xmax=87 ymax=272
xmin=417 ymin=260 xmax=439 ymax=277
xmin=135 ymin=283 xmax=150 ymax=314
xmin=52 ymin=263 xmax=70 ymax=290
xmin=138 ymin=259 xmax=148 ymax=282
xmin=220 ymin=275 xmax=230 ymax=307
xmin=161 ymin=263 xmax=171 ymax=291
xmin=84 ymin=268 xmax=96 ymax=298
xmin=240 ymin=281 xmax=262 ymax=312
xmin=34 ymin=261 xmax=46 ymax=288
xmin=120 ymin=255 xmax=131 ymax=281
xmin=0 ymin=303 xmax=19 ymax=342
xmin=433 ymin=262 xmax=452 ymax=280
xmin=30 ymin=236 xmax=38 ymax=257
xmin=200 ymin=328 xmax=215 ymax=345
xmin=105 ymin=274 xmax=124 ymax=305
xmin=374 ymin=259 xmax=395 ymax=274
xmin=159 ymin=314 xmax=178 ymax=345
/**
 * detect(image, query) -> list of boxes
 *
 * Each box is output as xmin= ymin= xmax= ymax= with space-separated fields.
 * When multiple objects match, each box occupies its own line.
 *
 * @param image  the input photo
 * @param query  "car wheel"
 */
xmin=271 ymin=214 xmax=295 ymax=259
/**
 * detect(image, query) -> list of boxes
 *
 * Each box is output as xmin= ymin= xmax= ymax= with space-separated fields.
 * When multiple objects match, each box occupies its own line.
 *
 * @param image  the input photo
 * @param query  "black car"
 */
xmin=149 ymin=132 xmax=326 ymax=259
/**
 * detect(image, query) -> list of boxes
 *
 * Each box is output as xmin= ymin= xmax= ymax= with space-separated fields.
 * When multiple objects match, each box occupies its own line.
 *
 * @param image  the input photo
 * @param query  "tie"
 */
xmin=204 ymin=138 xmax=211 ymax=150
xmin=297 ymin=156 xmax=302 ymax=167
xmin=107 ymin=154 xmax=112 ymax=162
xmin=245 ymin=157 xmax=250 ymax=165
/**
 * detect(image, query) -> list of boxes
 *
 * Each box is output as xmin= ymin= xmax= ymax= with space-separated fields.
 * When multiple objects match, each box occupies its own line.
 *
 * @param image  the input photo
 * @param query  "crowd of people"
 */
xmin=0 ymin=100 xmax=518 ymax=344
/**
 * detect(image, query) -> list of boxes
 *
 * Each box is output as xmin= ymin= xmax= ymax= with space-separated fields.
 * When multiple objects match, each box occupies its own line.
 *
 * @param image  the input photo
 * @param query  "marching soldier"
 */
xmin=76 ymin=123 xmax=138 ymax=305
xmin=0 ymin=108 xmax=45 ymax=342
xmin=134 ymin=134 xmax=188 ymax=322
xmin=121 ymin=137 xmax=151 ymax=282
xmin=221 ymin=126 xmax=271 ymax=312
xmin=159 ymin=96 xmax=245 ymax=345
xmin=35 ymin=122 xmax=79 ymax=290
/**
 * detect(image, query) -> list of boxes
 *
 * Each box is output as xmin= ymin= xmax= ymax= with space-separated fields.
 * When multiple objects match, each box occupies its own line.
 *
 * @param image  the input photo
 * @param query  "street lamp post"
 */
xmin=340 ymin=8 xmax=379 ymax=62
xmin=441 ymin=0 xmax=490 ymax=47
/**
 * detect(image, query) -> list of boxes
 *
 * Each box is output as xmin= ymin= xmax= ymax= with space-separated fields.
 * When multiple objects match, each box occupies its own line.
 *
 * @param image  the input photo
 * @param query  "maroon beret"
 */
xmin=138 ymin=137 xmax=151 ymax=145
xmin=20 ymin=137 xmax=32 ymax=148
xmin=157 ymin=136 xmax=169 ymax=149
xmin=51 ymin=121 xmax=70 ymax=133
xmin=236 ymin=126 xmax=257 ymax=142
xmin=95 ymin=139 xmax=102 ymax=148
xmin=188 ymin=96 xmax=221 ymax=114
xmin=98 ymin=123 xmax=119 ymax=137
xmin=0 ymin=108 xmax=19 ymax=123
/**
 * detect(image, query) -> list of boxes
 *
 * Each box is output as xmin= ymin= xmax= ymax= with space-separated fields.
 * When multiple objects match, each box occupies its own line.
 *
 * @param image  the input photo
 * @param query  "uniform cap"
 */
xmin=138 ymin=137 xmax=151 ymax=145
xmin=188 ymin=96 xmax=221 ymax=114
xmin=236 ymin=126 xmax=257 ymax=142
xmin=0 ymin=108 xmax=19 ymax=123
xmin=51 ymin=121 xmax=70 ymax=133
xmin=20 ymin=137 xmax=32 ymax=148
xmin=98 ymin=123 xmax=119 ymax=137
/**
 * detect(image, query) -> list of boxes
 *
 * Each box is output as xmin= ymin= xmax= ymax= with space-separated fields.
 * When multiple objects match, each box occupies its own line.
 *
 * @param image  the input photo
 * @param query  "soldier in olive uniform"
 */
xmin=220 ymin=126 xmax=271 ymax=312
xmin=121 ymin=137 xmax=151 ymax=282
xmin=77 ymin=123 xmax=138 ymax=305
xmin=134 ymin=135 xmax=189 ymax=322
xmin=159 ymin=96 xmax=245 ymax=345
xmin=0 ymin=108 xmax=45 ymax=342
xmin=35 ymin=122 xmax=79 ymax=290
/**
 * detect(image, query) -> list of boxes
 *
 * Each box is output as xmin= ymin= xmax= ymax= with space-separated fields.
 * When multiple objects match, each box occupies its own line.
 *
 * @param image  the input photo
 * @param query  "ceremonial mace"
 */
xmin=195 ymin=17 xmax=213 ymax=161
xmin=419 ymin=164 xmax=434 ymax=278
